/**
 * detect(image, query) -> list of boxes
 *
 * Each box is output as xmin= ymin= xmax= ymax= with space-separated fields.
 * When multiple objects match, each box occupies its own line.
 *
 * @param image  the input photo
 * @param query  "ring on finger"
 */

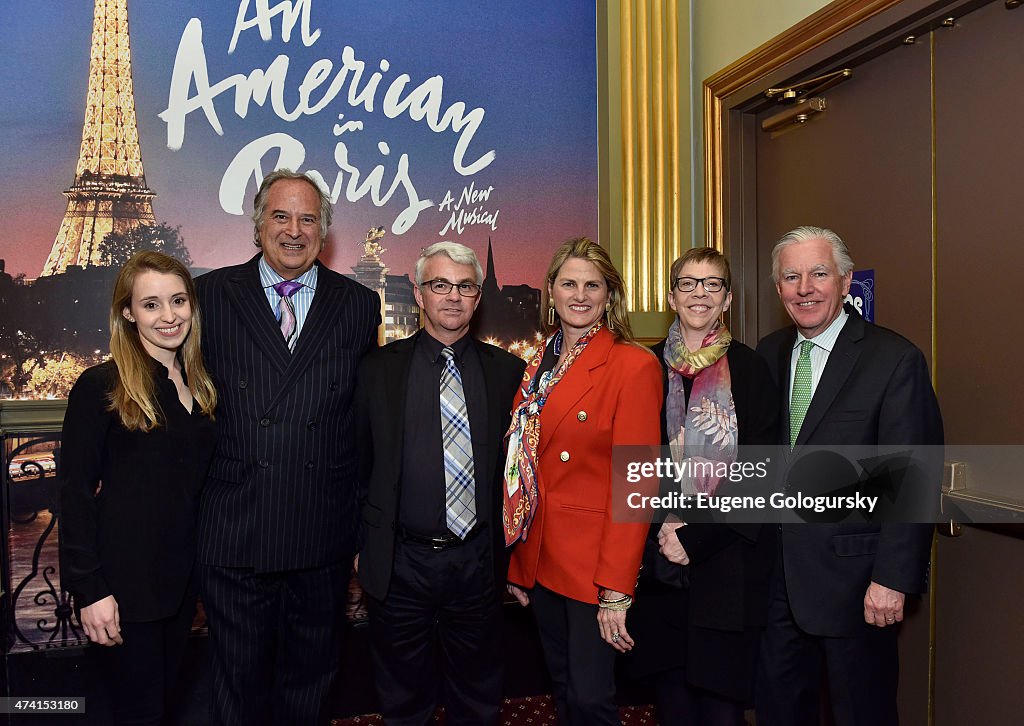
xmin=612 ymin=632 xmax=621 ymax=642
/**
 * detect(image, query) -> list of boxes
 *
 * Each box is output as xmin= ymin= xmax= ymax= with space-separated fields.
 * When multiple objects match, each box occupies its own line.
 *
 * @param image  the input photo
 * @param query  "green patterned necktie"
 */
xmin=790 ymin=340 xmax=815 ymax=447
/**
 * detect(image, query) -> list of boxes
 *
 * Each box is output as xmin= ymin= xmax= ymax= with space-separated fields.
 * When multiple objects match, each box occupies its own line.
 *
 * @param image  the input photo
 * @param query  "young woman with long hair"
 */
xmin=60 ymin=250 xmax=217 ymax=724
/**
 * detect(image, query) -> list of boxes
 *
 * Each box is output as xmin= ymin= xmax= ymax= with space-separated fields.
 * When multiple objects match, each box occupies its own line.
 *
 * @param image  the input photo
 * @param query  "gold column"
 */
xmin=617 ymin=0 xmax=686 ymax=318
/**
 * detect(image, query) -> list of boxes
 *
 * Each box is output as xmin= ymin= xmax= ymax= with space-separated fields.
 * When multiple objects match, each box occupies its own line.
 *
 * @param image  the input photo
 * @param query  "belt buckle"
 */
xmin=401 ymin=527 xmax=465 ymax=550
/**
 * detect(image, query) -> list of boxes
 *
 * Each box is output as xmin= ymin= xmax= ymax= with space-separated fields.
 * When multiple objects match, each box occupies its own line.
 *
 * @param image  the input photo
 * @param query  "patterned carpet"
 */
xmin=332 ymin=694 xmax=658 ymax=724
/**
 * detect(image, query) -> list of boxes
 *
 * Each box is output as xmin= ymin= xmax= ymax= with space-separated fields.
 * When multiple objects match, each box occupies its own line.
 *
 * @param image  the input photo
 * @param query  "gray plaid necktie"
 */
xmin=440 ymin=347 xmax=476 ymax=538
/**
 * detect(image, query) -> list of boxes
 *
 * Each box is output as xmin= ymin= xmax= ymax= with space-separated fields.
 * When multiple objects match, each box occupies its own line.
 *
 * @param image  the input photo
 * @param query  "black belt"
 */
xmin=399 ymin=524 xmax=485 ymax=550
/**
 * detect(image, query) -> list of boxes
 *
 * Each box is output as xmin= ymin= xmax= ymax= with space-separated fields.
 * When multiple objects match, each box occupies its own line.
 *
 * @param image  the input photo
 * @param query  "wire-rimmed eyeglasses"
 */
xmin=422 ymin=279 xmax=482 ymax=297
xmin=671 ymin=276 xmax=728 ymax=293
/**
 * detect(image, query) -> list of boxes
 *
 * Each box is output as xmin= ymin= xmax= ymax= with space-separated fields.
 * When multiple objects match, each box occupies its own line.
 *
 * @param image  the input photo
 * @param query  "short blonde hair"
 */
xmin=669 ymin=247 xmax=731 ymax=291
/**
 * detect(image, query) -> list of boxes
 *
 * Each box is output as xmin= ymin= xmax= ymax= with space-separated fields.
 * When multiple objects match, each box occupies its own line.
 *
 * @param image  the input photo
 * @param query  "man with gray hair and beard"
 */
xmin=355 ymin=241 xmax=525 ymax=725
xmin=755 ymin=226 xmax=943 ymax=726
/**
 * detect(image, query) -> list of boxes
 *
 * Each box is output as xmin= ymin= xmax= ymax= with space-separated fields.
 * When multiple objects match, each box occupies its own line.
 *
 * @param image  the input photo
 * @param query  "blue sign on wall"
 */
xmin=847 ymin=269 xmax=875 ymax=322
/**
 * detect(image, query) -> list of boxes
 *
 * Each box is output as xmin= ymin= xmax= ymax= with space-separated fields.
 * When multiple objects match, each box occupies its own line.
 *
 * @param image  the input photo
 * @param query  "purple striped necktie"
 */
xmin=273 ymin=280 xmax=303 ymax=351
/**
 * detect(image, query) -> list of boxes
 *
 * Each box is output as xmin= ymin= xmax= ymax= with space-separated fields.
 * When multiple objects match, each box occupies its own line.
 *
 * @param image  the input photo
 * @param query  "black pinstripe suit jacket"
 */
xmin=196 ymin=254 xmax=380 ymax=573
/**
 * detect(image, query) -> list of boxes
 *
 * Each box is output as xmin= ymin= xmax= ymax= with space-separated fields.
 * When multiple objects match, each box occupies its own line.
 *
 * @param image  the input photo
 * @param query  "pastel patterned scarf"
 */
xmin=502 ymin=322 xmax=604 ymax=546
xmin=664 ymin=319 xmax=737 ymax=495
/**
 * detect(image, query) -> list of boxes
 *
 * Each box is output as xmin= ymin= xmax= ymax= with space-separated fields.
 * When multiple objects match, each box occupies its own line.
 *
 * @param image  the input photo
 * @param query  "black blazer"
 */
xmin=59 ymin=360 xmax=217 ymax=621
xmin=625 ymin=340 xmax=778 ymax=699
xmin=196 ymin=255 xmax=380 ymax=572
xmin=355 ymin=331 xmax=525 ymax=601
xmin=756 ymin=305 xmax=943 ymax=636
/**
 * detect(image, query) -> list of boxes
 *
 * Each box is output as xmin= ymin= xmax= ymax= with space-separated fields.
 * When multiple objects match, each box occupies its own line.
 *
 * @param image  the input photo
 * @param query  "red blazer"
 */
xmin=507 ymin=327 xmax=662 ymax=603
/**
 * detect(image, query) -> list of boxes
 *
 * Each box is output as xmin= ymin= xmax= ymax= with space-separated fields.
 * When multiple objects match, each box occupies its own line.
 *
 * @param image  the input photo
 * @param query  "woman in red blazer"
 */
xmin=504 ymin=237 xmax=662 ymax=725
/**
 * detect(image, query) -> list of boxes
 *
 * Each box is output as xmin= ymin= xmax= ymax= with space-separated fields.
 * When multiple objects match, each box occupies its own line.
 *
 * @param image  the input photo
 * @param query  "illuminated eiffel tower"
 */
xmin=41 ymin=0 xmax=155 ymax=277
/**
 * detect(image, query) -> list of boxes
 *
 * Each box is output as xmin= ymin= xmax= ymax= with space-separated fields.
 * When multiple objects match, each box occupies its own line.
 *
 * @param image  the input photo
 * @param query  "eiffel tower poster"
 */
xmin=1 ymin=1 xmax=597 ymax=400
xmin=41 ymin=0 xmax=155 ymax=277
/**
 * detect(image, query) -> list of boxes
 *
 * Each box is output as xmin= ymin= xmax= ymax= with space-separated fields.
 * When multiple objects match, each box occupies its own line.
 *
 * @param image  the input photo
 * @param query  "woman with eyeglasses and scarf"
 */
xmin=622 ymin=247 xmax=779 ymax=726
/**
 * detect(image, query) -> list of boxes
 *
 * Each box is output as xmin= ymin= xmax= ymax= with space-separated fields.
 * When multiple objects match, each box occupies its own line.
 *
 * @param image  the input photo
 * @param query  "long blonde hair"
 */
xmin=108 ymin=251 xmax=217 ymax=431
xmin=541 ymin=237 xmax=635 ymax=341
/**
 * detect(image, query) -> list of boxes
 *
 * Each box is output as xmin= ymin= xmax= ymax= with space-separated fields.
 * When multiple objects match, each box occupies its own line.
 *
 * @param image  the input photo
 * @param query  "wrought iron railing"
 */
xmin=2 ymin=432 xmax=84 ymax=652
xmin=1 ymin=426 xmax=371 ymax=659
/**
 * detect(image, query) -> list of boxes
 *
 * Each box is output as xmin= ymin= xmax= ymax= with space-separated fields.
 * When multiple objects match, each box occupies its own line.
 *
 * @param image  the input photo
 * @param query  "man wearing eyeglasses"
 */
xmin=355 ymin=241 xmax=526 ymax=725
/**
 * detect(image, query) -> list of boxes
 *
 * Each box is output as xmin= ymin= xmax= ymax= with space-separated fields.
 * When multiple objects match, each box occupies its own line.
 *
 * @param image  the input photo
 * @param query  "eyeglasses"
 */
xmin=672 ymin=276 xmax=728 ymax=293
xmin=422 ymin=279 xmax=482 ymax=297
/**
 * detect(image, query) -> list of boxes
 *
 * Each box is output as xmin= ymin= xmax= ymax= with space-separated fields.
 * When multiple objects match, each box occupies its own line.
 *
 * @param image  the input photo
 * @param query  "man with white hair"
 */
xmin=755 ymin=226 xmax=943 ymax=725
xmin=356 ymin=241 xmax=525 ymax=725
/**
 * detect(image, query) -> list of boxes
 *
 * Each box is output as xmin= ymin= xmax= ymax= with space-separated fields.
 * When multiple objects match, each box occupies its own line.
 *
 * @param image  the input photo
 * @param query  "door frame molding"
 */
xmin=704 ymin=0 xmax=905 ymax=248
xmin=702 ymin=0 xmax=983 ymax=343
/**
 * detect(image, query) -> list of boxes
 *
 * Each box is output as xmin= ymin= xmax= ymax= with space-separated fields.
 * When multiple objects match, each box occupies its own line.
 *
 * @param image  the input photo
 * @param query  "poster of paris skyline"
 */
xmin=0 ymin=0 xmax=598 ymax=399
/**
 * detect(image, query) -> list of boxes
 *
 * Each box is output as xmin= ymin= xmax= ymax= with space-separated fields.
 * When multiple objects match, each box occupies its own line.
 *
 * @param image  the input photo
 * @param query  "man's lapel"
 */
xmin=271 ymin=263 xmax=353 ymax=407
xmin=795 ymin=312 xmax=865 ymax=447
xmin=225 ymin=255 xmax=292 ymax=375
xmin=475 ymin=341 xmax=506 ymax=483
xmin=777 ymin=329 xmax=796 ymax=447
xmin=381 ymin=332 xmax=417 ymax=460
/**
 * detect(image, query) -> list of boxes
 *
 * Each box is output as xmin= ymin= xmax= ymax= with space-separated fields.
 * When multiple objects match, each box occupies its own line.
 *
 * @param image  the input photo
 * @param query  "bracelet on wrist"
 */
xmin=597 ymin=592 xmax=634 ymax=610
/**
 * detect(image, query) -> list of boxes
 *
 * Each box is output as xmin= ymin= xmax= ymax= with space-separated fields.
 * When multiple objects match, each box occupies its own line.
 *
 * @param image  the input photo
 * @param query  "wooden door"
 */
xmin=720 ymin=1 xmax=1024 ymax=722
xmin=750 ymin=24 xmax=935 ymax=726
xmin=932 ymin=2 xmax=1024 ymax=723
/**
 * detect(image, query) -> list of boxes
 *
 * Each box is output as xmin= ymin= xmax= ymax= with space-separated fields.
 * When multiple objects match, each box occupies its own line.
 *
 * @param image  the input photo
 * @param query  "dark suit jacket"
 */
xmin=756 ymin=305 xmax=943 ymax=636
xmin=356 ymin=331 xmax=526 ymax=601
xmin=646 ymin=339 xmax=779 ymax=632
xmin=196 ymin=254 xmax=380 ymax=573
xmin=624 ymin=341 xmax=778 ymax=699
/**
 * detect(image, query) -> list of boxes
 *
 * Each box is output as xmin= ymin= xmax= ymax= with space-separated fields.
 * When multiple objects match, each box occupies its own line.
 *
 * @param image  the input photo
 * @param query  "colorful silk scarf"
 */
xmin=663 ymin=319 xmax=737 ymax=495
xmin=502 ymin=321 xmax=604 ymax=546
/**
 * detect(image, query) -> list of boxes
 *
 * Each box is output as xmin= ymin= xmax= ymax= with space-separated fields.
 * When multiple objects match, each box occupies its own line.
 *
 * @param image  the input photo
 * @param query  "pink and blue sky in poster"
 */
xmin=0 ymin=0 xmax=598 ymax=286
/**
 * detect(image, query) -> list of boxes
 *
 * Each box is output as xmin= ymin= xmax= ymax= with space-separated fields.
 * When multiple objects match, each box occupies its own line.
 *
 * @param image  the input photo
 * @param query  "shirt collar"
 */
xmin=258 ymin=255 xmax=319 ymax=292
xmin=419 ymin=330 xmax=473 ymax=363
xmin=146 ymin=354 xmax=188 ymax=385
xmin=794 ymin=309 xmax=849 ymax=354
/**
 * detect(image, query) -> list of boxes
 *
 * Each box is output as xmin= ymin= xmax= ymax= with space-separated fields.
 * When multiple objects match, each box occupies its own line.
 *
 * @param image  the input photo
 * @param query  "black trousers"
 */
xmin=368 ymin=532 xmax=502 ymax=726
xmin=529 ymin=584 xmax=619 ymax=726
xmin=87 ymin=590 xmax=197 ymax=726
xmin=650 ymin=668 xmax=747 ymax=726
xmin=200 ymin=561 xmax=349 ymax=726
xmin=756 ymin=551 xmax=899 ymax=726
